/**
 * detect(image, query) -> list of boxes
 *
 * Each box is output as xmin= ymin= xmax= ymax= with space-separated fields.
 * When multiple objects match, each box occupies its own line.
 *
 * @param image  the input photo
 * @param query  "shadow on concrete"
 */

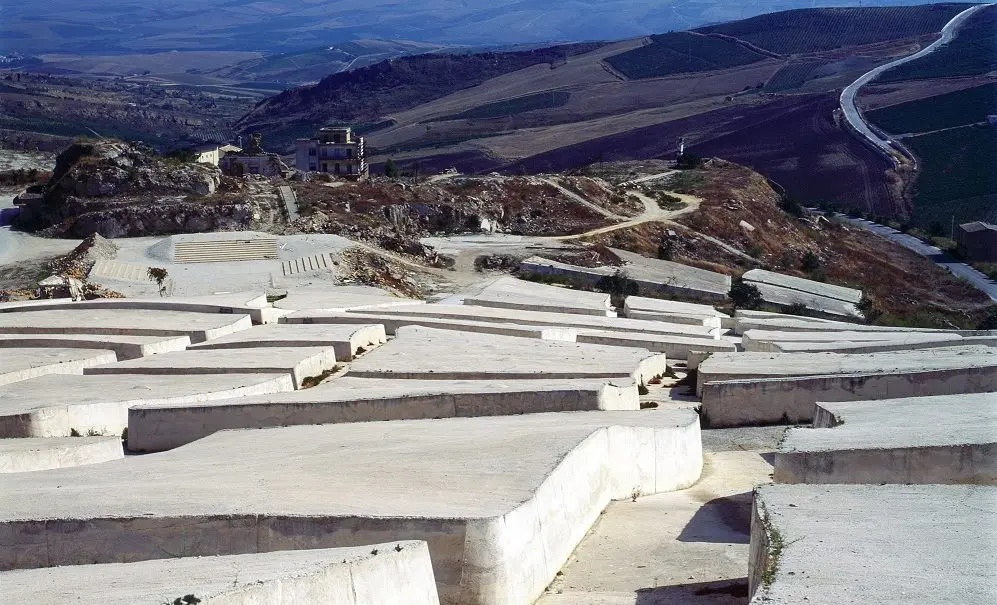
xmin=677 ymin=490 xmax=752 ymax=544
xmin=759 ymin=451 xmax=776 ymax=466
xmin=635 ymin=578 xmax=749 ymax=604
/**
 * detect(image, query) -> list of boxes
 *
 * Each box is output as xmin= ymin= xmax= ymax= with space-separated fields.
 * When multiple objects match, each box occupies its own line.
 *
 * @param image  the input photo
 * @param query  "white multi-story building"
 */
xmin=295 ymin=127 xmax=367 ymax=180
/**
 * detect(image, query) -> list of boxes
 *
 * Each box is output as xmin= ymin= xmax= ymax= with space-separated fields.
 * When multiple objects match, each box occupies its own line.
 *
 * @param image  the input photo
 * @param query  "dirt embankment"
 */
xmin=586 ymin=160 xmax=992 ymax=328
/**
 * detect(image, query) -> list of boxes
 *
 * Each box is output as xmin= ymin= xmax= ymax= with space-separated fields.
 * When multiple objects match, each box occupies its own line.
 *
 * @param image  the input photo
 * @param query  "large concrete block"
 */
xmin=283 ymin=311 xmax=578 ymax=342
xmin=347 ymin=326 xmax=668 ymax=384
xmin=0 ymin=373 xmax=295 ymax=438
xmin=127 ymin=377 xmax=640 ymax=452
xmin=0 ymin=348 xmax=118 ymax=386
xmin=0 ymin=411 xmax=702 ymax=605
xmin=341 ymin=303 xmax=721 ymax=339
xmin=0 ymin=294 xmax=281 ymax=324
xmin=463 ymin=276 xmax=614 ymax=316
xmin=0 ymin=308 xmax=253 ymax=343
xmin=84 ymin=347 xmax=338 ymax=389
xmin=741 ymin=269 xmax=862 ymax=303
xmin=0 ymin=436 xmax=123 ymax=472
xmin=696 ymin=346 xmax=997 ymax=395
xmin=275 ymin=286 xmax=425 ymax=312
xmin=574 ymin=329 xmax=735 ymax=361
xmin=191 ymin=323 xmax=386 ymax=361
xmin=0 ymin=333 xmax=191 ymax=360
xmin=0 ymin=542 xmax=440 ymax=605
xmin=700 ymin=366 xmax=997 ymax=427
xmin=623 ymin=296 xmax=728 ymax=326
xmin=749 ymin=484 xmax=997 ymax=604
xmin=741 ymin=329 xmax=967 ymax=353
xmin=775 ymin=394 xmax=997 ymax=484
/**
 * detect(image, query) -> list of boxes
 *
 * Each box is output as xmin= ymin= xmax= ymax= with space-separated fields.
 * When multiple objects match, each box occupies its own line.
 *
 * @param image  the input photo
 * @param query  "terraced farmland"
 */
xmin=604 ymin=32 xmax=766 ymax=79
xmin=868 ymin=83 xmax=997 ymax=134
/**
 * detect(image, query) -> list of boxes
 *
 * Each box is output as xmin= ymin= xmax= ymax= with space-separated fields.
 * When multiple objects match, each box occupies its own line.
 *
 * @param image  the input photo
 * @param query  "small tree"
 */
xmin=657 ymin=237 xmax=675 ymax=261
xmin=857 ymin=294 xmax=882 ymax=324
xmin=978 ymin=306 xmax=997 ymax=330
xmin=596 ymin=269 xmax=639 ymax=308
xmin=729 ymin=277 xmax=762 ymax=310
xmin=801 ymin=250 xmax=821 ymax=272
xmin=383 ymin=158 xmax=400 ymax=178
xmin=147 ymin=267 xmax=169 ymax=297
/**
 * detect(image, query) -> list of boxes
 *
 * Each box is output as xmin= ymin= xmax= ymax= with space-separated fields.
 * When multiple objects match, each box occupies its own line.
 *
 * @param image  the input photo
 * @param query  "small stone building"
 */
xmin=295 ymin=127 xmax=368 ymax=180
xmin=220 ymin=134 xmax=291 ymax=178
xmin=956 ymin=221 xmax=997 ymax=261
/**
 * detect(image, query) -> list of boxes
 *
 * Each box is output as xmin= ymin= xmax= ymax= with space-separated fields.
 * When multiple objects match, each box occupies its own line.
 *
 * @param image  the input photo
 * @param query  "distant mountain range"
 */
xmin=1 ymin=0 xmax=959 ymax=54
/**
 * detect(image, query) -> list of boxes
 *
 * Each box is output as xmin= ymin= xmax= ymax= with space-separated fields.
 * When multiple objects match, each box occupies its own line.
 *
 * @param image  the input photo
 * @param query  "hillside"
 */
xmin=2 ymin=0 xmax=952 ymax=55
xmin=239 ymin=4 xmax=967 ymax=219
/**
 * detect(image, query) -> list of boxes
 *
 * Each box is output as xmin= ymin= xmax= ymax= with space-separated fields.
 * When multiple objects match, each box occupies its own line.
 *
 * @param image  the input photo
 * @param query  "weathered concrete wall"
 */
xmin=283 ymin=312 xmax=578 ymax=342
xmin=0 ymin=374 xmax=295 ymax=439
xmin=0 ymin=436 xmax=123 ymax=473
xmin=575 ymin=330 xmax=734 ymax=361
xmin=1 ymin=542 xmax=441 ymax=605
xmin=127 ymin=380 xmax=640 ymax=453
xmin=700 ymin=367 xmax=997 ymax=427
xmin=0 ymin=349 xmax=118 ymax=386
xmin=775 ymin=444 xmax=997 ymax=485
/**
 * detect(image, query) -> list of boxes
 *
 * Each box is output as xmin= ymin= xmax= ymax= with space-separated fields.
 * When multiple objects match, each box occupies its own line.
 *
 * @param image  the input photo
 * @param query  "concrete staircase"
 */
xmin=89 ymin=260 xmax=153 ymax=282
xmin=173 ymin=238 xmax=278 ymax=264
xmin=282 ymin=253 xmax=335 ymax=276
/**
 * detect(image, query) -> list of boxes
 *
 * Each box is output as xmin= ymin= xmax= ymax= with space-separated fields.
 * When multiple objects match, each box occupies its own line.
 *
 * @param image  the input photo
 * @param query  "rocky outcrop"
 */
xmin=14 ymin=139 xmax=246 ymax=237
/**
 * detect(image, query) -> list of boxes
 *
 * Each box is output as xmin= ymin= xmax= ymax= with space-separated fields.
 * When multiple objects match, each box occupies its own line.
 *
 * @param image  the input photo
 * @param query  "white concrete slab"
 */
xmin=0 ymin=373 xmax=295 ymax=438
xmin=741 ymin=329 xmax=966 ymax=353
xmin=275 ymin=285 xmax=425 ymax=312
xmin=0 ymin=308 xmax=253 ymax=343
xmin=748 ymin=281 xmax=861 ymax=318
xmin=84 ymin=347 xmax=337 ymax=389
xmin=699 ymin=366 xmax=997 ymax=428
xmin=0 ymin=295 xmax=280 ymax=324
xmin=742 ymin=269 xmax=862 ymax=303
xmin=623 ymin=296 xmax=728 ymax=326
xmin=0 ymin=348 xmax=118 ymax=386
xmin=697 ymin=346 xmax=997 ymax=395
xmin=733 ymin=314 xmax=990 ymax=336
xmin=463 ymin=276 xmax=614 ymax=316
xmin=574 ymin=329 xmax=736 ymax=361
xmin=342 ymin=303 xmax=720 ymax=339
xmin=0 ymin=333 xmax=190 ymax=360
xmin=0 ymin=436 xmax=123 ymax=472
xmin=284 ymin=311 xmax=578 ymax=342
xmin=347 ymin=326 xmax=668 ymax=384
xmin=127 ymin=377 xmax=641 ymax=452
xmin=0 ymin=542 xmax=440 ymax=605
xmin=0 ymin=410 xmax=703 ymax=605
xmin=749 ymin=484 xmax=997 ymax=604
xmin=775 ymin=394 xmax=997 ymax=484
xmin=190 ymin=323 xmax=386 ymax=361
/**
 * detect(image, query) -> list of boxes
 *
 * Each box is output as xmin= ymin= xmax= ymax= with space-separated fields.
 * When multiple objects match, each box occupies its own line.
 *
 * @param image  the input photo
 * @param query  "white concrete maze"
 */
xmin=1 ymin=276 xmax=995 ymax=604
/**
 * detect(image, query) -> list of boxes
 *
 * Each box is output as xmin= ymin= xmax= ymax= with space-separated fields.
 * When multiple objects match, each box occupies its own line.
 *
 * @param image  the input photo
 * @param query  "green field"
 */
xmin=438 ymin=91 xmax=571 ymax=121
xmin=905 ymin=124 xmax=997 ymax=227
xmin=696 ymin=4 xmax=966 ymax=54
xmin=764 ymin=60 xmax=831 ymax=91
xmin=868 ymin=83 xmax=997 ymax=134
xmin=877 ymin=5 xmax=997 ymax=82
xmin=604 ymin=32 xmax=765 ymax=80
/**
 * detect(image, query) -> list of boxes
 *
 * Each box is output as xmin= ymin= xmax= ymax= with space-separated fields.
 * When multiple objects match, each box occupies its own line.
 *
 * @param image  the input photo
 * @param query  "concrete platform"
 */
xmin=284 ymin=310 xmax=578 ymax=341
xmin=574 ymin=329 xmax=736 ymax=361
xmin=0 ymin=373 xmax=294 ymax=438
xmin=741 ymin=329 xmax=967 ymax=353
xmin=775 ymin=394 xmax=997 ymax=484
xmin=274 ymin=286 xmax=426 ymax=312
xmin=742 ymin=269 xmax=862 ymax=303
xmin=0 ymin=347 xmax=118 ymax=386
xmin=463 ymin=276 xmax=615 ymax=316
xmin=0 ymin=436 xmax=123 ymax=472
xmin=0 ymin=295 xmax=280 ymax=324
xmin=84 ymin=347 xmax=337 ymax=389
xmin=0 ymin=308 xmax=253 ymax=343
xmin=191 ymin=323 xmax=386 ymax=361
xmin=622 ymin=296 xmax=727 ymax=326
xmin=127 ymin=377 xmax=641 ymax=452
xmin=732 ymin=314 xmax=990 ymax=336
xmin=0 ymin=333 xmax=190 ymax=360
xmin=0 ymin=542 xmax=440 ymax=605
xmin=342 ymin=303 xmax=721 ymax=339
xmin=347 ymin=326 xmax=668 ymax=384
xmin=696 ymin=346 xmax=997 ymax=395
xmin=0 ymin=410 xmax=703 ymax=605
xmin=519 ymin=254 xmax=731 ymax=302
xmin=700 ymin=365 xmax=997 ymax=428
xmin=747 ymin=281 xmax=861 ymax=318
xmin=749 ymin=484 xmax=997 ymax=604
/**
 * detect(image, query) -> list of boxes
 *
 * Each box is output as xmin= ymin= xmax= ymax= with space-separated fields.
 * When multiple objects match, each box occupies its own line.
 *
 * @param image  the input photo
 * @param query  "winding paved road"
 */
xmin=839 ymin=3 xmax=992 ymax=161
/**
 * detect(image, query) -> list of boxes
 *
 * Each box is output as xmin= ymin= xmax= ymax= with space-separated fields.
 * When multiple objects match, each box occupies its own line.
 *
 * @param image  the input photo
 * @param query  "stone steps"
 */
xmin=282 ymin=252 xmax=335 ymax=276
xmin=89 ymin=260 xmax=152 ymax=282
xmin=173 ymin=239 xmax=278 ymax=263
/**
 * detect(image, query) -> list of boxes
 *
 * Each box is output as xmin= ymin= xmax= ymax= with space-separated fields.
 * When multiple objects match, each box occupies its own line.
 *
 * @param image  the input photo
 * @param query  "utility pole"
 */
xmin=950 ymin=215 xmax=955 ymax=240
